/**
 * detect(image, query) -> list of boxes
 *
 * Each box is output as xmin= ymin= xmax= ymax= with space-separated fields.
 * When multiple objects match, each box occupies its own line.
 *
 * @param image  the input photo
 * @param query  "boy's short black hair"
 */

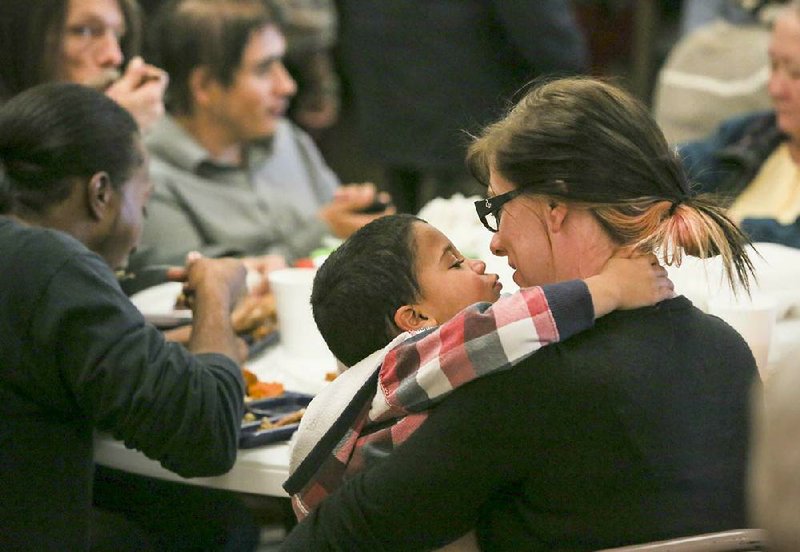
xmin=311 ymin=214 xmax=423 ymax=367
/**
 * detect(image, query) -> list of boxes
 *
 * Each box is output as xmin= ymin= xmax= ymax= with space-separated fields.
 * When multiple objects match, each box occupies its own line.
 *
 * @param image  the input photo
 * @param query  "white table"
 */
xmin=94 ymin=343 xmax=337 ymax=497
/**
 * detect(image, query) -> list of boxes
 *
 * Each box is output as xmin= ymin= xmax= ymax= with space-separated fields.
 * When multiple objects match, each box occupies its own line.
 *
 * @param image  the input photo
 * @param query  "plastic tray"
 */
xmin=239 ymin=392 xmax=313 ymax=449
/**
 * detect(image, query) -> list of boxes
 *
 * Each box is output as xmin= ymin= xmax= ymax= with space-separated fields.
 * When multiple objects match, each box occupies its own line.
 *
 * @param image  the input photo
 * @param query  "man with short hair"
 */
xmin=132 ymin=0 xmax=388 ymax=271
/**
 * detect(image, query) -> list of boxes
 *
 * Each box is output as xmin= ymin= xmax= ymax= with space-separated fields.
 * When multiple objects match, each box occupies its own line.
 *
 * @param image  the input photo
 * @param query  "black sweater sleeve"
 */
xmin=33 ymin=252 xmax=245 ymax=477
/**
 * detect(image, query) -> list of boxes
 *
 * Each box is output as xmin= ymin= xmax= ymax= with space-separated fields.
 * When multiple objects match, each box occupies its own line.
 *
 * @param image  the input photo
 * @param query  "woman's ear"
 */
xmin=393 ymin=305 xmax=436 ymax=332
xmin=546 ymin=201 xmax=569 ymax=233
xmin=86 ymin=171 xmax=114 ymax=221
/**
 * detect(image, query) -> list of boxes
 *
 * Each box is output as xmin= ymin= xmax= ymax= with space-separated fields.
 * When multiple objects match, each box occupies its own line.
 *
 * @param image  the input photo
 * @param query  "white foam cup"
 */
xmin=267 ymin=268 xmax=332 ymax=360
xmin=707 ymin=293 xmax=777 ymax=380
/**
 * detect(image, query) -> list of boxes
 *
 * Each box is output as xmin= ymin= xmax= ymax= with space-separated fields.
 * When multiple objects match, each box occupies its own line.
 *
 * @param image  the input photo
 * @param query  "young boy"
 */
xmin=285 ymin=214 xmax=672 ymax=519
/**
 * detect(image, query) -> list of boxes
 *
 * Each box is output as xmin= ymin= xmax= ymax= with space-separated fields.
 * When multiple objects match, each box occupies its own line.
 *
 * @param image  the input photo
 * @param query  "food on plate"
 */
xmin=274 ymin=408 xmax=306 ymax=427
xmin=242 ymin=367 xmax=285 ymax=399
xmin=231 ymin=294 xmax=277 ymax=339
xmin=259 ymin=417 xmax=274 ymax=430
xmin=247 ymin=380 xmax=285 ymax=399
xmin=255 ymin=407 xmax=306 ymax=430
xmin=242 ymin=367 xmax=258 ymax=388
xmin=173 ymin=291 xmax=277 ymax=342
xmin=243 ymin=406 xmax=306 ymax=431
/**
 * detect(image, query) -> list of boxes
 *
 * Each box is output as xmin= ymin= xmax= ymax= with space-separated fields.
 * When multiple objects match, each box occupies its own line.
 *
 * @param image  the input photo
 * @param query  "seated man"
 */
xmin=0 ymin=82 xmax=247 ymax=550
xmin=133 ymin=0 xmax=389 ymax=270
xmin=286 ymin=214 xmax=673 ymax=540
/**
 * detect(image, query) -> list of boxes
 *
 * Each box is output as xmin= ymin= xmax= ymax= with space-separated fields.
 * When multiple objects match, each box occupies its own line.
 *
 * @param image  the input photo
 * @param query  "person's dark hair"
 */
xmin=0 ymin=0 xmax=142 ymax=101
xmin=311 ymin=214 xmax=423 ymax=367
xmin=0 ymin=82 xmax=141 ymax=215
xmin=467 ymin=76 xmax=754 ymax=291
xmin=149 ymin=0 xmax=279 ymax=115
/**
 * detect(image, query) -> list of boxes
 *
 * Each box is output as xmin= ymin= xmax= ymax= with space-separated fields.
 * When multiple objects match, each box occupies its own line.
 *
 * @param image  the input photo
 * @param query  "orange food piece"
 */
xmin=242 ymin=368 xmax=258 ymax=387
xmin=248 ymin=381 xmax=285 ymax=399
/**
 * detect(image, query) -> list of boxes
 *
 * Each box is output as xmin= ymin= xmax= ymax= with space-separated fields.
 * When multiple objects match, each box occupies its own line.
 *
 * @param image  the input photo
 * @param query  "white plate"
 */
xmin=130 ymin=282 xmax=192 ymax=326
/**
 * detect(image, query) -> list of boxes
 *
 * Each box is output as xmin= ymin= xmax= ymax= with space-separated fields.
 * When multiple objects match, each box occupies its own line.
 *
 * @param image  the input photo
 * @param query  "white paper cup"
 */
xmin=267 ymin=268 xmax=332 ymax=360
xmin=707 ymin=294 xmax=777 ymax=380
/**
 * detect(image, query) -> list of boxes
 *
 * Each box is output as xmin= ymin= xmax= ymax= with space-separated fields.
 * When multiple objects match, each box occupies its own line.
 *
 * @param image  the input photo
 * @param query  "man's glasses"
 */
xmin=474 ymin=188 xmax=527 ymax=232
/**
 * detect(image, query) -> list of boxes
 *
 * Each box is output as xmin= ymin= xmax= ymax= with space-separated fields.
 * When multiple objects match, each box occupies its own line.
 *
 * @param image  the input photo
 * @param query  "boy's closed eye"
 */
xmin=450 ymin=257 xmax=465 ymax=269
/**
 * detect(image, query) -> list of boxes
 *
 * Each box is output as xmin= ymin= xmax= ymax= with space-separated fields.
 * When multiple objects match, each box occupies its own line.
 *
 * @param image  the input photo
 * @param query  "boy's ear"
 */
xmin=86 ymin=171 xmax=114 ymax=221
xmin=393 ymin=305 xmax=436 ymax=332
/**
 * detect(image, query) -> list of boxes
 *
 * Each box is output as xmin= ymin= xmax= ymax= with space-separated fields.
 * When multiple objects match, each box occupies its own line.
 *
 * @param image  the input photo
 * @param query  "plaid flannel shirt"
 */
xmin=284 ymin=280 xmax=593 ymax=518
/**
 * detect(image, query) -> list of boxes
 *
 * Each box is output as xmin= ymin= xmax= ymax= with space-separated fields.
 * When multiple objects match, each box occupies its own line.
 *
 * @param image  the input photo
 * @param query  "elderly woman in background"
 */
xmin=0 ymin=0 xmax=167 ymax=132
xmin=282 ymin=77 xmax=760 ymax=551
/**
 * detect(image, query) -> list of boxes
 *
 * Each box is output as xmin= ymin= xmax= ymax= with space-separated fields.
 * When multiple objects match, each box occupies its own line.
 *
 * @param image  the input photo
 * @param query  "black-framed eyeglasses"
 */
xmin=474 ymin=188 xmax=527 ymax=232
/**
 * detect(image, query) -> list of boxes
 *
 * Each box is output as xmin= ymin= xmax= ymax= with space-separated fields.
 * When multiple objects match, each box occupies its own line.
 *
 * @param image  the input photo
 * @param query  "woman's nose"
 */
xmin=489 ymin=233 xmax=505 ymax=257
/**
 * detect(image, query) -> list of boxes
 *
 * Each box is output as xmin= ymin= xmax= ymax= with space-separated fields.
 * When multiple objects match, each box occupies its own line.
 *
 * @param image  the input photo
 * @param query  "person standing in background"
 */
xmin=273 ymin=0 xmax=341 ymax=134
xmin=0 ymin=0 xmax=168 ymax=133
xmin=335 ymin=0 xmax=588 ymax=214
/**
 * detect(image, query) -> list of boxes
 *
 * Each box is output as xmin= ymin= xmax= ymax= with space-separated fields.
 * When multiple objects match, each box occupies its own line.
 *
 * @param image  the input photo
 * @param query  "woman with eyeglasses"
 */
xmin=0 ymin=0 xmax=167 ymax=133
xmin=282 ymin=77 xmax=761 ymax=551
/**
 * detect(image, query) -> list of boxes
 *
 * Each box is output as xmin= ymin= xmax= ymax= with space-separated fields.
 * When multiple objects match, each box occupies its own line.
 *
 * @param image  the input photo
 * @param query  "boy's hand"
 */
xmin=586 ymin=252 xmax=674 ymax=318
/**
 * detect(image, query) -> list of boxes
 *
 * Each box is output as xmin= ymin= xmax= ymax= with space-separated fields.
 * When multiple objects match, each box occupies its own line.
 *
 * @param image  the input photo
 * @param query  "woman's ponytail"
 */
xmin=592 ymin=192 xmax=756 ymax=293
xmin=653 ymin=194 xmax=756 ymax=293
